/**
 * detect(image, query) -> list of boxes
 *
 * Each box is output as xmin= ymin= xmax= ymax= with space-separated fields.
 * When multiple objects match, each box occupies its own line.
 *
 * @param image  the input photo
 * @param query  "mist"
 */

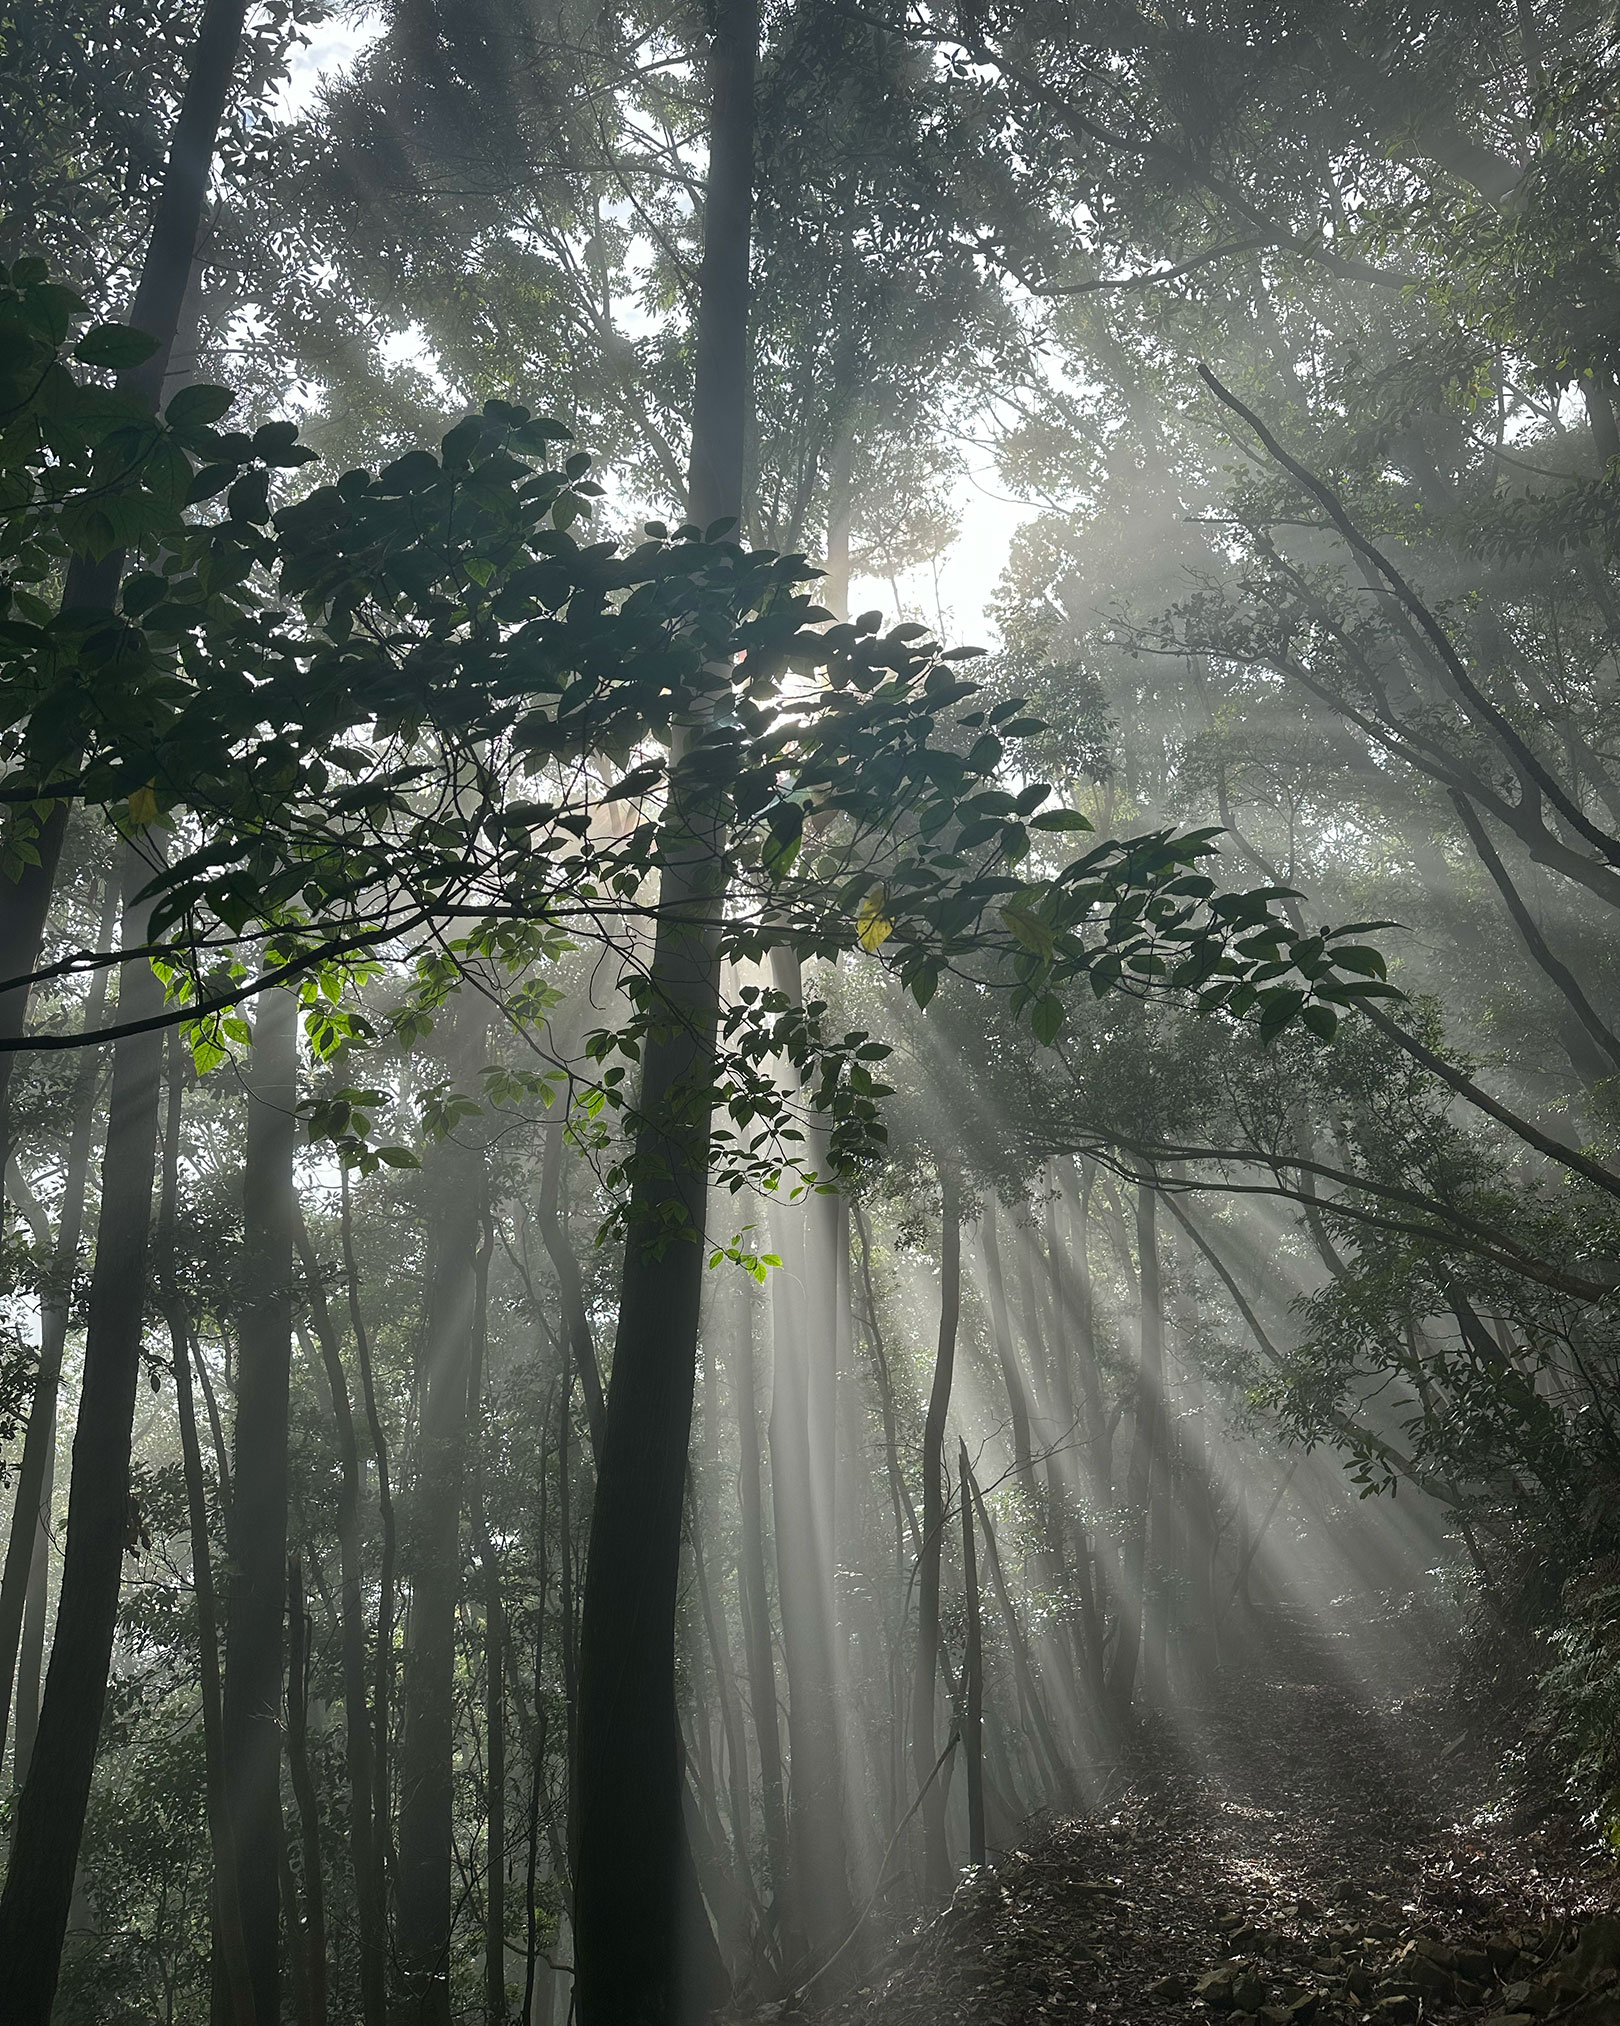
xmin=0 ymin=2 xmax=1617 ymax=2023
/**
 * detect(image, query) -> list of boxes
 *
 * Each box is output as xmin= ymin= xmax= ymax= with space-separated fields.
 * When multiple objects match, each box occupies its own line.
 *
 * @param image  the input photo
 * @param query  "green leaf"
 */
xmin=23 ymin=282 xmax=84 ymax=344
xmin=72 ymin=323 xmax=160 ymax=370
xmin=1300 ymin=1003 xmax=1339 ymax=1041
xmin=441 ymin=415 xmax=484 ymax=468
xmin=1328 ymin=944 xmax=1387 ymax=979
xmin=1031 ymin=994 xmax=1065 ymax=1046
xmin=1257 ymin=988 xmax=1307 ymax=1041
xmin=1031 ymin=809 xmax=1093 ymax=832
xmin=999 ymin=903 xmax=1054 ymax=962
xmin=164 ymin=383 xmax=235 ymax=434
xmin=187 ymin=462 xmax=237 ymax=504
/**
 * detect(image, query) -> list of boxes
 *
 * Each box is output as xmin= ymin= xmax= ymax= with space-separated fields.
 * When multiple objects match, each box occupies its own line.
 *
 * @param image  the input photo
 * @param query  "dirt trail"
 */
xmin=817 ymin=1610 xmax=1620 ymax=2026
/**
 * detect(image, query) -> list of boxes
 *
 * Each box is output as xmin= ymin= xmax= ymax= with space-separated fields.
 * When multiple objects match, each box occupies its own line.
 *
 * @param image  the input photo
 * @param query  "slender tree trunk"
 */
xmin=1142 ymin=1397 xmax=1173 ymax=1709
xmin=766 ymin=1118 xmax=851 ymax=1961
xmin=341 ymin=1167 xmax=396 ymax=1958
xmin=957 ymin=1442 xmax=984 ymax=1868
xmin=286 ymin=1557 xmax=329 ymax=2026
xmin=1106 ymin=1181 xmax=1163 ymax=1711
xmin=574 ymin=0 xmax=755 ymax=2014
xmin=521 ymin=1407 xmax=550 ymax=2026
xmin=689 ymin=1482 xmax=750 ymax=1892
xmin=483 ymin=1543 xmax=508 ymax=2026
xmin=1013 ymin=1229 xmax=1065 ymax=1583
xmin=965 ymin=1467 xmax=1071 ymax=1803
xmin=1 ymin=882 xmax=116 ymax=1775
xmin=851 ymin=1203 xmax=920 ymax=1562
xmin=682 ymin=0 xmax=757 ymax=539
xmin=396 ymin=1019 xmax=490 ymax=2026
xmin=217 ymin=987 xmax=298 ymax=2025
xmin=559 ymin=1375 xmax=580 ymax=1874
xmin=728 ymin=1277 xmax=787 ymax=1904
xmin=536 ymin=1119 xmax=606 ymax=1460
xmin=293 ymin=1216 xmax=385 ymax=2025
xmin=979 ymin=1202 xmax=1033 ymax=1502
xmin=0 ymin=0 xmax=252 ymax=1171
xmin=281 ymin=1816 xmax=317 ymax=2026
xmin=467 ymin=1210 xmax=509 ymax=2026
xmin=1056 ymin=1161 xmax=1110 ymax=1500
xmin=160 ymin=1034 xmax=255 ymax=2025
xmin=912 ymin=1168 xmax=961 ymax=1901
xmin=191 ymin=1324 xmax=232 ymax=1516
xmin=0 ymin=844 xmax=167 ymax=2022
xmin=824 ymin=427 xmax=854 ymax=622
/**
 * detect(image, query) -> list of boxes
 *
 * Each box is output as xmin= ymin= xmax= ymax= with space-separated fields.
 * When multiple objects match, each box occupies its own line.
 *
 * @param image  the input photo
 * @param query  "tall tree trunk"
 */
xmin=467 ymin=1209 xmax=508 ymax=2026
xmin=690 ymin=1390 xmax=751 ymax=1890
xmin=160 ymin=1034 xmax=255 ymax=2024
xmin=574 ymin=0 xmax=755 ymax=2015
xmin=558 ymin=1374 xmax=580 ymax=1873
xmin=0 ymin=0 xmax=252 ymax=1171
xmin=1013 ymin=1230 xmax=1064 ymax=1583
xmin=484 ymin=1563 xmax=508 ymax=2026
xmin=396 ymin=1015 xmax=490 ymax=2026
xmin=727 ymin=1277 xmax=787 ymax=1905
xmin=978 ymin=1202 xmax=1033 ymax=1503
xmin=957 ymin=1443 xmax=984 ymax=1868
xmin=965 ymin=1466 xmax=1072 ymax=1804
xmin=521 ymin=1404 xmax=551 ymax=2026
xmin=285 ymin=1556 xmax=329 ymax=2026
xmin=1 ymin=881 xmax=116 ymax=1775
xmin=0 ymin=844 xmax=167 ymax=2022
xmin=340 ymin=1167 xmax=396 ymax=1963
xmin=912 ymin=1168 xmax=961 ymax=1901
xmin=536 ymin=1118 xmax=606 ymax=1460
xmin=824 ymin=427 xmax=854 ymax=622
xmin=1056 ymin=1160 xmax=1110 ymax=1500
xmin=217 ymin=987 xmax=299 ymax=2025
xmin=293 ymin=1215 xmax=386 ymax=2026
xmin=851 ymin=1203 xmax=920 ymax=1563
xmin=1106 ymin=1181 xmax=1163 ymax=1712
xmin=765 ymin=987 xmax=851 ymax=1964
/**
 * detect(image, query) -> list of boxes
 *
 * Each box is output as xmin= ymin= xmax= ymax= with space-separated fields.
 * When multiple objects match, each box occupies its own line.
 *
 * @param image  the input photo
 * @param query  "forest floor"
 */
xmin=806 ymin=1606 xmax=1620 ymax=2026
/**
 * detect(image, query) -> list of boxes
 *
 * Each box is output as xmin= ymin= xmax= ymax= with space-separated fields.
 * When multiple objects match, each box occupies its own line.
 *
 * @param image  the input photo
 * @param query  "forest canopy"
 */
xmin=1 ymin=2 xmax=1618 ymax=2024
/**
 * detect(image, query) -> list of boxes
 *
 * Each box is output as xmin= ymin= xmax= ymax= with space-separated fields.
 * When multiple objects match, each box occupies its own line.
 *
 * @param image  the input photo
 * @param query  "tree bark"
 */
xmin=396 ymin=1014 xmax=490 ymax=2026
xmin=1013 ymin=1228 xmax=1065 ymax=1583
xmin=1 ymin=881 xmax=116 ymax=1776
xmin=159 ymin=1034 xmax=255 ymax=2025
xmin=467 ymin=1210 xmax=509 ymax=2026
xmin=957 ymin=1442 xmax=984 ymax=1868
xmin=824 ymin=427 xmax=854 ymax=621
xmin=965 ymin=1466 xmax=1072 ymax=1804
xmin=1106 ymin=1180 xmax=1164 ymax=1711
xmin=912 ymin=1167 xmax=961 ymax=1901
xmin=765 ymin=1042 xmax=851 ymax=1962
xmin=727 ymin=1276 xmax=787 ymax=1904
xmin=293 ymin=1214 xmax=386 ymax=2026
xmin=521 ymin=1403 xmax=551 ymax=2026
xmin=978 ymin=1202 xmax=1033 ymax=1503
xmin=574 ymin=0 xmax=755 ymax=2014
xmin=340 ymin=1165 xmax=396 ymax=1963
xmin=0 ymin=843 xmax=167 ymax=2023
xmin=216 ymin=987 xmax=298 ymax=2025
xmin=0 ymin=0 xmax=252 ymax=1169
xmin=285 ymin=1556 xmax=329 ymax=2026
xmin=536 ymin=1118 xmax=606 ymax=1461
xmin=851 ymin=1202 xmax=920 ymax=1562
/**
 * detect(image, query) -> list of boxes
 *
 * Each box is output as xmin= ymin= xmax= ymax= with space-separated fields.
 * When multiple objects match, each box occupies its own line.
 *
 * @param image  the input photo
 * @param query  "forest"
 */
xmin=1 ymin=0 xmax=1619 ymax=2022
